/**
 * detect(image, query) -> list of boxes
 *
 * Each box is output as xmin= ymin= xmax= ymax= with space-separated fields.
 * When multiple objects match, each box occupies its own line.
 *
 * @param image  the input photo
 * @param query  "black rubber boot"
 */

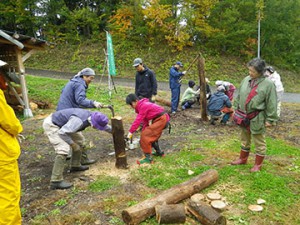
xmin=70 ymin=165 xmax=89 ymax=172
xmin=50 ymin=155 xmax=73 ymax=190
xmin=81 ymin=151 xmax=97 ymax=165
xmin=152 ymin=141 xmax=165 ymax=157
xmin=50 ymin=181 xmax=73 ymax=190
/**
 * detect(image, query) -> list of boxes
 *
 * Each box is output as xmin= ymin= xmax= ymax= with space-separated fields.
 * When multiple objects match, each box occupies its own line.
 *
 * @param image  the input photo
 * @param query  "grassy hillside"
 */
xmin=25 ymin=42 xmax=300 ymax=93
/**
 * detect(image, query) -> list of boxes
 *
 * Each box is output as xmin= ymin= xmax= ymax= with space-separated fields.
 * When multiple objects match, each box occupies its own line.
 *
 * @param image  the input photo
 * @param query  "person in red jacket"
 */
xmin=126 ymin=94 xmax=170 ymax=164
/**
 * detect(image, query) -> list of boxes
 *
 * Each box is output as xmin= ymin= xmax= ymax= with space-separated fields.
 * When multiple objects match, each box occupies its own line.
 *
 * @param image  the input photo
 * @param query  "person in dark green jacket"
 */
xmin=231 ymin=58 xmax=278 ymax=172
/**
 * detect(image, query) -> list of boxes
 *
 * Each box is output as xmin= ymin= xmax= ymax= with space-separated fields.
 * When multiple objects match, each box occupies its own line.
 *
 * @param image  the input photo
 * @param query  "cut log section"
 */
xmin=207 ymin=193 xmax=222 ymax=201
xmin=155 ymin=204 xmax=186 ymax=224
xmin=111 ymin=116 xmax=128 ymax=169
xmin=155 ymin=96 xmax=171 ymax=107
xmin=122 ymin=169 xmax=218 ymax=225
xmin=187 ymin=200 xmax=227 ymax=225
xmin=210 ymin=200 xmax=227 ymax=211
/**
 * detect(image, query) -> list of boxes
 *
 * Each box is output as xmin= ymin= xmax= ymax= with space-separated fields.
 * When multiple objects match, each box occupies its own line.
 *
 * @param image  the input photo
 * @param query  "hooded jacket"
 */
xmin=0 ymin=90 xmax=23 ymax=165
xmin=129 ymin=98 xmax=170 ymax=133
xmin=56 ymin=76 xmax=95 ymax=111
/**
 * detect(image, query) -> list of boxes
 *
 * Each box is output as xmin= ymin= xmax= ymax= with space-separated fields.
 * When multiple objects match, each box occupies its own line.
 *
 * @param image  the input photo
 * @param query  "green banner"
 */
xmin=106 ymin=32 xmax=116 ymax=76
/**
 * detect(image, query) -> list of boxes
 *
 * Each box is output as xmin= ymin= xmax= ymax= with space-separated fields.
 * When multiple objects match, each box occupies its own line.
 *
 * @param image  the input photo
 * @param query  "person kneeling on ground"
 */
xmin=126 ymin=94 xmax=170 ymax=164
xmin=180 ymin=80 xmax=200 ymax=110
xmin=43 ymin=108 xmax=112 ymax=190
xmin=207 ymin=85 xmax=233 ymax=125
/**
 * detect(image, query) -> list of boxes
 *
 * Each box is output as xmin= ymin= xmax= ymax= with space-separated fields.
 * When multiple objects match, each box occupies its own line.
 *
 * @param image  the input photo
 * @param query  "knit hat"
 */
xmin=90 ymin=112 xmax=109 ymax=130
xmin=188 ymin=80 xmax=196 ymax=88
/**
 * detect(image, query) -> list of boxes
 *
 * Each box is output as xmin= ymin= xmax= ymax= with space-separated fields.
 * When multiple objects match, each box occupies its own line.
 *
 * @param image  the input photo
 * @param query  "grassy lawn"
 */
xmin=24 ymin=75 xmax=300 ymax=225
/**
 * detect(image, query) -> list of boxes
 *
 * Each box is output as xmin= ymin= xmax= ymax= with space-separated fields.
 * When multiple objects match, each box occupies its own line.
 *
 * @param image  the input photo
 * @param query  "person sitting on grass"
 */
xmin=207 ymin=85 xmax=233 ymax=125
xmin=180 ymin=80 xmax=200 ymax=110
xmin=126 ymin=94 xmax=170 ymax=164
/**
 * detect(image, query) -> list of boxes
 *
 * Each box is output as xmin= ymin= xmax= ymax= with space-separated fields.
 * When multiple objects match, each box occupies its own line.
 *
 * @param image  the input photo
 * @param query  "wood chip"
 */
xmin=257 ymin=198 xmax=266 ymax=205
xmin=248 ymin=204 xmax=263 ymax=212
xmin=207 ymin=193 xmax=221 ymax=200
xmin=188 ymin=170 xmax=194 ymax=175
xmin=210 ymin=200 xmax=226 ymax=210
xmin=190 ymin=193 xmax=205 ymax=203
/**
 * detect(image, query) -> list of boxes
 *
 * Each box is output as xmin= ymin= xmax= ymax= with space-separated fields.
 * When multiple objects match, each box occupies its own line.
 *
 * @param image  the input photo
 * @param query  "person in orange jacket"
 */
xmin=0 ymin=86 xmax=23 ymax=225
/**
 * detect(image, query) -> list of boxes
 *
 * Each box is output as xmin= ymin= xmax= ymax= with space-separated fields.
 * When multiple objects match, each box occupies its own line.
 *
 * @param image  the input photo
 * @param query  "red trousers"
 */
xmin=140 ymin=114 xmax=168 ymax=154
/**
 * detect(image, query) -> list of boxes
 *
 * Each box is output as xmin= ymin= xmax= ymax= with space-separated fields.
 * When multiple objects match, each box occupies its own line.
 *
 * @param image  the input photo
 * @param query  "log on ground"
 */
xmin=122 ymin=169 xmax=218 ymax=225
xmin=155 ymin=96 xmax=171 ymax=107
xmin=155 ymin=204 xmax=186 ymax=224
xmin=187 ymin=200 xmax=226 ymax=225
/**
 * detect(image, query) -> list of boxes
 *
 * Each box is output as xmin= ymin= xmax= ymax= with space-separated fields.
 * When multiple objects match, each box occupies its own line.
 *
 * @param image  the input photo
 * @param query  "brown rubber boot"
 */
xmin=231 ymin=150 xmax=250 ymax=165
xmin=250 ymin=155 xmax=265 ymax=172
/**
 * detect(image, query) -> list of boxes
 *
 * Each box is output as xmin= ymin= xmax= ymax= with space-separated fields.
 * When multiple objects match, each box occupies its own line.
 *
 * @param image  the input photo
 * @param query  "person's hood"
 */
xmin=70 ymin=76 xmax=88 ymax=88
xmin=135 ymin=98 xmax=149 ymax=113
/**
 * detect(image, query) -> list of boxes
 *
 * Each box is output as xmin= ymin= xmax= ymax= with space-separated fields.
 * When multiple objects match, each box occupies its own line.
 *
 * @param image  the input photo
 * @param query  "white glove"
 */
xmin=182 ymin=71 xmax=186 ymax=75
xmin=151 ymin=95 xmax=156 ymax=102
xmin=196 ymin=89 xmax=200 ymax=94
xmin=94 ymin=101 xmax=103 ymax=108
xmin=127 ymin=132 xmax=133 ymax=140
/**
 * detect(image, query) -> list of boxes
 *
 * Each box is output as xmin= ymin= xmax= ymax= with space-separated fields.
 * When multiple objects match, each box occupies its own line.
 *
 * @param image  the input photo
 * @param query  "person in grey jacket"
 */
xmin=56 ymin=68 xmax=103 ymax=165
xmin=43 ymin=108 xmax=111 ymax=190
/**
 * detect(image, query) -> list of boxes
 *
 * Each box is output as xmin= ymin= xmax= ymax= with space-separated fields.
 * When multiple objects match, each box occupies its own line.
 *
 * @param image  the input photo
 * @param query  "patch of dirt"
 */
xmin=19 ymin=103 xmax=300 ymax=224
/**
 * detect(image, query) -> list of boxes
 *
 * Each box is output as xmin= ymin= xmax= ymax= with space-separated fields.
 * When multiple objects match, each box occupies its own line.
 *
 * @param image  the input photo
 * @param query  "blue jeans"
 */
xmin=171 ymin=87 xmax=180 ymax=112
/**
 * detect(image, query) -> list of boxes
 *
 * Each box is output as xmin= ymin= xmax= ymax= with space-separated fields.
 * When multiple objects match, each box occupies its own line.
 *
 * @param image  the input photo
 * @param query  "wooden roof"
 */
xmin=0 ymin=29 xmax=49 ymax=51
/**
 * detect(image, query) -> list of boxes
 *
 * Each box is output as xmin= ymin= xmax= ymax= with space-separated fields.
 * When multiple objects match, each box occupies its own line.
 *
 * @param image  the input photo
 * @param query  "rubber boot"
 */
xmin=250 ymin=155 xmax=265 ymax=172
xmin=81 ymin=150 xmax=97 ymax=165
xmin=231 ymin=150 xmax=250 ymax=165
xmin=70 ymin=150 xmax=89 ymax=172
xmin=152 ymin=141 xmax=165 ymax=157
xmin=137 ymin=153 xmax=153 ymax=165
xmin=50 ymin=155 xmax=73 ymax=190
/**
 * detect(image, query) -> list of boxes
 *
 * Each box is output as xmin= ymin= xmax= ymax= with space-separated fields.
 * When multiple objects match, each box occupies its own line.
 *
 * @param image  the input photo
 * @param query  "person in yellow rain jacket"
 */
xmin=0 ymin=88 xmax=23 ymax=225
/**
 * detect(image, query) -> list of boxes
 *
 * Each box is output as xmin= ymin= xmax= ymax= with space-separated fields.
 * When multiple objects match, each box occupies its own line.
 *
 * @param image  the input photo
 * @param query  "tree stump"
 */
xmin=111 ymin=116 xmax=128 ymax=169
xmin=155 ymin=204 xmax=186 ymax=224
xmin=187 ymin=200 xmax=226 ymax=225
xmin=122 ymin=169 xmax=218 ymax=225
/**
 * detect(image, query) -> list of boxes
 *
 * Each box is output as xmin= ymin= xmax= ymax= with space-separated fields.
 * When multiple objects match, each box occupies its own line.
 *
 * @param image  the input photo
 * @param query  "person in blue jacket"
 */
xmin=169 ymin=61 xmax=186 ymax=114
xmin=207 ymin=85 xmax=233 ymax=125
xmin=133 ymin=58 xmax=157 ymax=102
xmin=56 ymin=68 xmax=103 ymax=165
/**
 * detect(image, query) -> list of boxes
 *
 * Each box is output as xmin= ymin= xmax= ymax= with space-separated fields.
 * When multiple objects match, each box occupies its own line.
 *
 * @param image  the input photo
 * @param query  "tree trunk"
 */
xmin=122 ymin=169 xmax=218 ymax=225
xmin=111 ymin=116 xmax=128 ymax=169
xmin=155 ymin=204 xmax=186 ymax=224
xmin=198 ymin=54 xmax=208 ymax=121
xmin=187 ymin=200 xmax=226 ymax=225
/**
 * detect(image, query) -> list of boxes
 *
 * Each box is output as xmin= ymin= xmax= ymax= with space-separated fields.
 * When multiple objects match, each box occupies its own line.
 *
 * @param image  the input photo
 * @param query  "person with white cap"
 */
xmin=169 ymin=61 xmax=186 ymax=114
xmin=215 ymin=80 xmax=236 ymax=102
xmin=207 ymin=85 xmax=233 ymax=125
xmin=42 ymin=108 xmax=112 ymax=190
xmin=132 ymin=58 xmax=157 ymax=102
xmin=264 ymin=66 xmax=284 ymax=117
xmin=56 ymin=68 xmax=103 ymax=165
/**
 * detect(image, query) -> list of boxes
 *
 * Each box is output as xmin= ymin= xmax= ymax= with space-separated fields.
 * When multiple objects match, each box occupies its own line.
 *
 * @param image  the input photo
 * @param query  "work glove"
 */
xmin=93 ymin=101 xmax=103 ymax=108
xmin=127 ymin=132 xmax=133 ymax=140
xmin=182 ymin=71 xmax=187 ymax=75
xmin=70 ymin=142 xmax=81 ymax=152
xmin=104 ymin=125 xmax=112 ymax=134
xmin=151 ymin=95 xmax=156 ymax=102
xmin=196 ymin=89 xmax=200 ymax=94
